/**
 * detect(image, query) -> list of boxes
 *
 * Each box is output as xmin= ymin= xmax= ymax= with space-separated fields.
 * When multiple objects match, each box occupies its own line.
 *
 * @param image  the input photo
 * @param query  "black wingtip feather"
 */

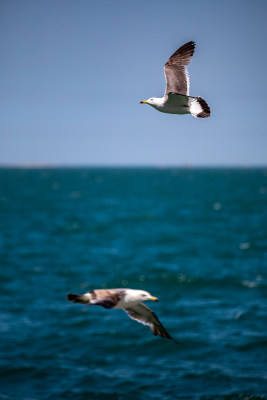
xmin=196 ymin=96 xmax=211 ymax=118
xmin=67 ymin=293 xmax=80 ymax=303
xmin=166 ymin=41 xmax=196 ymax=67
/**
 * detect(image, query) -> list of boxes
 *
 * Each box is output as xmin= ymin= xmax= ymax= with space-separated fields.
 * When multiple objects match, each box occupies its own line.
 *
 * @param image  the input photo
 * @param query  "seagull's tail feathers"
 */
xmin=67 ymin=293 xmax=90 ymax=304
xmin=190 ymin=96 xmax=210 ymax=118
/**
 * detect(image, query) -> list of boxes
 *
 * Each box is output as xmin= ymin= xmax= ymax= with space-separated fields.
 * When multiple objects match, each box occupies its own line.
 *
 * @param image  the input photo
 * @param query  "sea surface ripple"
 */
xmin=0 ymin=168 xmax=266 ymax=399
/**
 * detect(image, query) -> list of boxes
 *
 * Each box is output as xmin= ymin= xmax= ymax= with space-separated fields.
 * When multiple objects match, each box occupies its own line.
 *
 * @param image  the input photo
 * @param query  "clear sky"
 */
xmin=1 ymin=0 xmax=267 ymax=166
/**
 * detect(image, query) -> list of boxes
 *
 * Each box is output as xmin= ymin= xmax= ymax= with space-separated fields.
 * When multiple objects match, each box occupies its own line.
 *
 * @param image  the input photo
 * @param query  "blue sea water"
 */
xmin=0 ymin=167 xmax=266 ymax=400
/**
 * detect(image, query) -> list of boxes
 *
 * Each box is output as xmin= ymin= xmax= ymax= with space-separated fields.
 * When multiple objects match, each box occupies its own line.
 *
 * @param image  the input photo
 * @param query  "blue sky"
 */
xmin=1 ymin=0 xmax=267 ymax=166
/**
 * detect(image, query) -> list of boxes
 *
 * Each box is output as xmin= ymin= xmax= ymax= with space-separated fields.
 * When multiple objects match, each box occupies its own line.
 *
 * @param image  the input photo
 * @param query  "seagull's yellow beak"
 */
xmin=140 ymin=100 xmax=148 ymax=104
xmin=150 ymin=296 xmax=159 ymax=302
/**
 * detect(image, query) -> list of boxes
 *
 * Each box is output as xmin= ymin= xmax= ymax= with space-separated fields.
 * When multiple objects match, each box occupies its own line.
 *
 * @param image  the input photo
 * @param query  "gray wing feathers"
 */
xmin=164 ymin=41 xmax=195 ymax=96
xmin=89 ymin=289 xmax=124 ymax=309
xmin=124 ymin=303 xmax=176 ymax=342
xmin=67 ymin=289 xmax=124 ymax=309
xmin=91 ymin=297 xmax=120 ymax=309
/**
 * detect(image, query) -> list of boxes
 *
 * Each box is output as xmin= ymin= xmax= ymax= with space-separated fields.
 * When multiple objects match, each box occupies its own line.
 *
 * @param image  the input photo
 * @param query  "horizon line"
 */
xmin=0 ymin=163 xmax=266 ymax=169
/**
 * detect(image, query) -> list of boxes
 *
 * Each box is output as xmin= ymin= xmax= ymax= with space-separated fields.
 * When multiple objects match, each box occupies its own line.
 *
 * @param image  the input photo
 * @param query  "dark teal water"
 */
xmin=0 ymin=168 xmax=266 ymax=400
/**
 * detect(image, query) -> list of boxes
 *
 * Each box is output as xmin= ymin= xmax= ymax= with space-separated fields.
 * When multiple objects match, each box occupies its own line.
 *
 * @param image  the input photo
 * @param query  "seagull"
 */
xmin=140 ymin=41 xmax=210 ymax=118
xmin=67 ymin=288 xmax=178 ymax=343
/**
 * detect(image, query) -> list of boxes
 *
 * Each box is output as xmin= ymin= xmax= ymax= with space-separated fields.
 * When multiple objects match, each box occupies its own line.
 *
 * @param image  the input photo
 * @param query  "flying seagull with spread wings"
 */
xmin=67 ymin=288 xmax=178 ymax=343
xmin=140 ymin=41 xmax=210 ymax=118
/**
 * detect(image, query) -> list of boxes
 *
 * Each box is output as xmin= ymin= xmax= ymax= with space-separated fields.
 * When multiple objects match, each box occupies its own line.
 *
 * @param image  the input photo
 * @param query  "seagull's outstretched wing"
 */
xmin=124 ymin=303 xmax=178 ymax=343
xmin=164 ymin=41 xmax=195 ymax=96
xmin=67 ymin=289 xmax=124 ymax=309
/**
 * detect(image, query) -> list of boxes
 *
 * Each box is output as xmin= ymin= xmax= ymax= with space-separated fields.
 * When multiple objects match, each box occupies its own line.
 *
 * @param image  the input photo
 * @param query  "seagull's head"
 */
xmin=140 ymin=98 xmax=155 ymax=106
xmin=140 ymin=97 xmax=164 ymax=109
xmin=135 ymin=290 xmax=159 ymax=303
xmin=124 ymin=289 xmax=159 ymax=305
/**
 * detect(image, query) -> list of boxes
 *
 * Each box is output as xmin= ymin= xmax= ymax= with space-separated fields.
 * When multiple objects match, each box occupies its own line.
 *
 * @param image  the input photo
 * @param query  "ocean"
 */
xmin=0 ymin=167 xmax=266 ymax=400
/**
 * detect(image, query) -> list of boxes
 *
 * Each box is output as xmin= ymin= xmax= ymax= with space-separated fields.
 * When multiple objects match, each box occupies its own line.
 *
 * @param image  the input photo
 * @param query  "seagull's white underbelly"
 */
xmin=114 ymin=298 xmax=140 ymax=309
xmin=153 ymin=104 xmax=190 ymax=115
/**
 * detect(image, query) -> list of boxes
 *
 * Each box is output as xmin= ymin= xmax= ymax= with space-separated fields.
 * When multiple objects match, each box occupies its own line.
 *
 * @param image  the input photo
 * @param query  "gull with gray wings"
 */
xmin=140 ymin=41 xmax=210 ymax=118
xmin=67 ymin=288 xmax=178 ymax=343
